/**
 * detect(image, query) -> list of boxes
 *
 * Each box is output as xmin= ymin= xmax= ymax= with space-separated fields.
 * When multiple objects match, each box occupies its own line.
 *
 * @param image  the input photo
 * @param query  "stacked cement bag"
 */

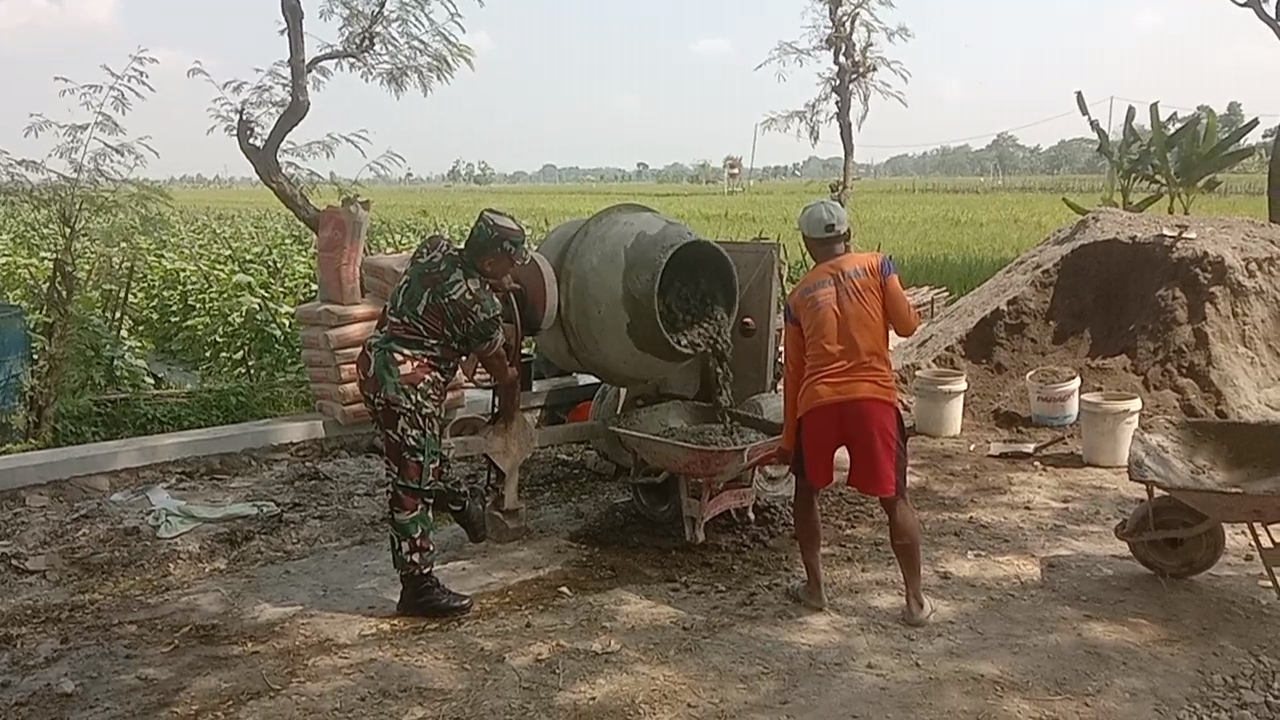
xmin=298 ymin=235 xmax=477 ymax=425
xmin=361 ymin=252 xmax=410 ymax=303
xmin=296 ymin=299 xmax=384 ymax=425
xmin=295 ymin=199 xmax=375 ymax=425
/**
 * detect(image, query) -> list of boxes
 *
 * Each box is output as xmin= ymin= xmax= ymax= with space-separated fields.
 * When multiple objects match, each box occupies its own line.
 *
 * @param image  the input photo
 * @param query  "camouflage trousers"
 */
xmin=357 ymin=356 xmax=471 ymax=576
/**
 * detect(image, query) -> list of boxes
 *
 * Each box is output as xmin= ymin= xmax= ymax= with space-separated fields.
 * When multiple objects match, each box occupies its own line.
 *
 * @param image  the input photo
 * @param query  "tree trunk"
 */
xmin=246 ymin=151 xmax=321 ymax=234
xmin=1269 ymin=129 xmax=1280 ymax=224
xmin=833 ymin=95 xmax=856 ymax=207
xmin=838 ymin=128 xmax=856 ymax=208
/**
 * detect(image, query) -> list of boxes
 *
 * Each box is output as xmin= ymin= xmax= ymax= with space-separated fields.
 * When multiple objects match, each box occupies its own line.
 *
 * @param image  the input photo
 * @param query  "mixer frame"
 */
xmin=439 ymin=239 xmax=786 ymax=544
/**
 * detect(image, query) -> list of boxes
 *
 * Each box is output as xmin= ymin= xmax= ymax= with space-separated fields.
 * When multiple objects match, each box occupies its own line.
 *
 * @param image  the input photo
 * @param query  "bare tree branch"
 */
xmin=757 ymin=0 xmax=911 ymax=206
xmin=190 ymin=0 xmax=479 ymax=233
xmin=1231 ymin=0 xmax=1280 ymax=40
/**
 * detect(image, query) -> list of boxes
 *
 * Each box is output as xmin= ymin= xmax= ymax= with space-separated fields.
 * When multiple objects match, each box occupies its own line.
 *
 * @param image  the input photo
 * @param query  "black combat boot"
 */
xmin=449 ymin=486 xmax=488 ymax=544
xmin=396 ymin=572 xmax=473 ymax=617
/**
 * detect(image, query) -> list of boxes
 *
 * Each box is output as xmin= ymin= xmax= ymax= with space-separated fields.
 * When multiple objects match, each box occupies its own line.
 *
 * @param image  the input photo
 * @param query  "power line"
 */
xmin=1112 ymin=95 xmax=1280 ymax=119
xmin=783 ymin=95 xmax=1277 ymax=156
xmin=800 ymin=99 xmax=1108 ymax=152
xmin=859 ymin=103 xmax=1107 ymax=149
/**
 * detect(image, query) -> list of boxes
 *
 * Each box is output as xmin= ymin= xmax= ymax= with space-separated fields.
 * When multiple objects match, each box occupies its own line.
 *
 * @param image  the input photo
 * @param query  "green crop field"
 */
xmin=0 ymin=177 xmax=1269 ymax=449
xmin=172 ymin=178 xmax=1269 ymax=295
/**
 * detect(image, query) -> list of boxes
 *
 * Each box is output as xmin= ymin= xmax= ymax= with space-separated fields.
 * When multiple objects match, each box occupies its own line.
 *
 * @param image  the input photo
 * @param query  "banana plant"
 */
xmin=1062 ymin=91 xmax=1164 ymax=216
xmin=1145 ymin=102 xmax=1259 ymax=215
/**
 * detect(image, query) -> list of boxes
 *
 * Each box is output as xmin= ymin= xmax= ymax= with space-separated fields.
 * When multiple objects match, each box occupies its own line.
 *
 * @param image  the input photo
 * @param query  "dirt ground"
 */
xmin=1 ymin=425 xmax=1276 ymax=720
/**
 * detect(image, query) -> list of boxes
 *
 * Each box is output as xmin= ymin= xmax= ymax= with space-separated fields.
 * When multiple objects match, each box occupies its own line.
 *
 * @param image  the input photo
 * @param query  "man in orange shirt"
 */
xmin=774 ymin=199 xmax=932 ymax=626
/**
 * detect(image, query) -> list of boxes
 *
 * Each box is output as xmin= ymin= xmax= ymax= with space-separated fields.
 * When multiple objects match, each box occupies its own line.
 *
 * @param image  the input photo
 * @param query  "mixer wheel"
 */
xmin=589 ymin=384 xmax=633 ymax=469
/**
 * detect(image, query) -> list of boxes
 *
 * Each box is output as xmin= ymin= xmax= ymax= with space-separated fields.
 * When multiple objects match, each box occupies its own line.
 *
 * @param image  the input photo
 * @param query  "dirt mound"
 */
xmin=894 ymin=210 xmax=1280 ymax=426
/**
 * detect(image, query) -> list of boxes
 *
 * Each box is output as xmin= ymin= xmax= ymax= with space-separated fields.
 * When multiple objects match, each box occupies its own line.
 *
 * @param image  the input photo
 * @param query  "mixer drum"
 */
xmin=507 ymin=250 xmax=559 ymax=336
xmin=533 ymin=203 xmax=740 ymax=390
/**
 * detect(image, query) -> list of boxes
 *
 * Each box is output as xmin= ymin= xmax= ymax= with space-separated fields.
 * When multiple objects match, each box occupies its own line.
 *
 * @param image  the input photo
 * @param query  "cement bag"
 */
xmin=364 ymin=277 xmax=396 ymax=304
xmin=306 ymin=363 xmax=359 ymax=385
xmin=444 ymin=387 xmax=465 ymax=411
xmin=311 ymin=381 xmax=363 ymax=406
xmin=316 ymin=199 xmax=372 ymax=306
xmin=299 ymin=320 xmax=378 ymax=351
xmin=301 ymin=347 xmax=363 ymax=367
xmin=295 ymin=299 xmax=383 ymax=327
xmin=362 ymin=253 xmax=409 ymax=300
xmin=316 ymin=399 xmax=369 ymax=426
xmin=306 ymin=357 xmax=412 ymax=384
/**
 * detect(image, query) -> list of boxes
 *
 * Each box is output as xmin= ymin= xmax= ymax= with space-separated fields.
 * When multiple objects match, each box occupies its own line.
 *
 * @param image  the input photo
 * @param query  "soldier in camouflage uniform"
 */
xmin=357 ymin=209 xmax=527 ymax=618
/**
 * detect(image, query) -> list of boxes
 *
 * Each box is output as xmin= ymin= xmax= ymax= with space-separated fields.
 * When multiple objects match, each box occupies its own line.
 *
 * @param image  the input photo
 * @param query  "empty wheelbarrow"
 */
xmin=1117 ymin=419 xmax=1280 ymax=597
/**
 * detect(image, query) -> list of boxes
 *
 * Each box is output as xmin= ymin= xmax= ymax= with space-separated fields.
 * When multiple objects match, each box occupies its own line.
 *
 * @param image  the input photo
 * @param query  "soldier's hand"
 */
xmin=488 ymin=276 xmax=519 ymax=294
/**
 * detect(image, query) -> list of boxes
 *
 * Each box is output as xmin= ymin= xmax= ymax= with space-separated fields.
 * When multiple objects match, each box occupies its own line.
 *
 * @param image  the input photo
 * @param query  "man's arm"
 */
xmin=780 ymin=301 xmax=806 ymax=453
xmin=449 ymin=283 xmax=518 ymax=387
xmin=880 ymin=256 xmax=920 ymax=338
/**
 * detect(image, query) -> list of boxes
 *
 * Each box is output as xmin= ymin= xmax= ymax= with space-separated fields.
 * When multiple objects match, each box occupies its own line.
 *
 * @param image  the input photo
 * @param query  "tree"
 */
xmin=189 ymin=0 xmax=481 ymax=233
xmin=1146 ymin=102 xmax=1259 ymax=214
xmin=1064 ymin=92 xmax=1258 ymax=216
xmin=0 ymin=50 xmax=170 ymax=442
xmin=446 ymin=157 xmax=465 ymax=184
xmin=756 ymin=0 xmax=911 ymax=206
xmin=1229 ymin=0 xmax=1280 ymax=222
xmin=1064 ymin=93 xmax=1164 ymax=215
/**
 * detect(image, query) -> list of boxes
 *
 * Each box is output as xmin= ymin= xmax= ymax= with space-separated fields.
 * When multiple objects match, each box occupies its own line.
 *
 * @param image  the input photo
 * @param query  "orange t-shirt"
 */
xmin=780 ymin=252 xmax=920 ymax=450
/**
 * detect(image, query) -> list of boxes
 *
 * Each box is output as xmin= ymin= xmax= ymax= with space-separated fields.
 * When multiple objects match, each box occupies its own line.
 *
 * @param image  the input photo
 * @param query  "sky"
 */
xmin=0 ymin=0 xmax=1277 ymax=178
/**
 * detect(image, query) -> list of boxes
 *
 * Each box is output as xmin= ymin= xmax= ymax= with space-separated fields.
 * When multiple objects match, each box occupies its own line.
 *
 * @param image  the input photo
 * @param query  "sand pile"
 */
xmin=894 ymin=210 xmax=1280 ymax=424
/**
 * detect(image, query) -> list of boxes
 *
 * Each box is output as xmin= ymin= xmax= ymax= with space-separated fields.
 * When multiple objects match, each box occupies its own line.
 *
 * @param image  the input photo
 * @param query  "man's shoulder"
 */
xmin=409 ymin=235 xmax=461 ymax=268
xmin=405 ymin=238 xmax=467 ymax=287
xmin=840 ymin=251 xmax=885 ymax=270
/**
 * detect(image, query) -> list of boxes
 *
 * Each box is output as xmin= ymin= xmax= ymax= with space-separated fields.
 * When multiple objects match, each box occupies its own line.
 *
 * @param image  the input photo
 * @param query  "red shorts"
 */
xmin=792 ymin=398 xmax=907 ymax=497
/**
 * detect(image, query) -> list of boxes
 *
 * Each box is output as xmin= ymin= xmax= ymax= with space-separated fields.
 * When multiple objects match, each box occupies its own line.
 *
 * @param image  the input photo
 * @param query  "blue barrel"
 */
xmin=0 ymin=303 xmax=30 ymax=414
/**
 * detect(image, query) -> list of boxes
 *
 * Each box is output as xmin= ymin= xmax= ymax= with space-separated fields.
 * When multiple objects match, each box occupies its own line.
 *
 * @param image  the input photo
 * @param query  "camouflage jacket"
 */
xmin=365 ymin=236 xmax=505 ymax=395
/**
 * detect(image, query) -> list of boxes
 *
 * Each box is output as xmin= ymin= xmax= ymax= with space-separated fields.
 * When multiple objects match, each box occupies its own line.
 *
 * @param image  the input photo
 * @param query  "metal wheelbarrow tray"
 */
xmin=1119 ymin=418 xmax=1280 ymax=597
xmin=607 ymin=401 xmax=783 ymax=544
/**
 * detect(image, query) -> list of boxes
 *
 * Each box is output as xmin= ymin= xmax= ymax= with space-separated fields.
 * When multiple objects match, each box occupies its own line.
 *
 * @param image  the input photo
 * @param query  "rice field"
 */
xmin=0 ymin=176 xmax=1268 ymax=447
xmin=175 ymin=178 xmax=1270 ymax=296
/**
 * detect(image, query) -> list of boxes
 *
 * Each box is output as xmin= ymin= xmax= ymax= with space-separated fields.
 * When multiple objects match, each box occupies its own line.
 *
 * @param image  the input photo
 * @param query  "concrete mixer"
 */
xmin=443 ymin=203 xmax=789 ymax=543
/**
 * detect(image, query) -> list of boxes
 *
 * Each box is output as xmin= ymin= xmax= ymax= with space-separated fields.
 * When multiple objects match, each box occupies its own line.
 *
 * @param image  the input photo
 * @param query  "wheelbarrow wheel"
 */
xmin=630 ymin=475 xmax=681 ymax=524
xmin=1124 ymin=495 xmax=1226 ymax=579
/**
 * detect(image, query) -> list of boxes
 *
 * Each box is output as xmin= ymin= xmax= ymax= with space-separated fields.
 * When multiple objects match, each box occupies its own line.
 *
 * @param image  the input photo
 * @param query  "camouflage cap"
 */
xmin=464 ymin=208 xmax=530 ymax=263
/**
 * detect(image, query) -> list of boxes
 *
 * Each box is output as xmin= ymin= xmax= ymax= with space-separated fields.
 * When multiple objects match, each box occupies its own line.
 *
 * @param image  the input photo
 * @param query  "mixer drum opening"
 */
xmin=655 ymin=240 xmax=739 ymax=354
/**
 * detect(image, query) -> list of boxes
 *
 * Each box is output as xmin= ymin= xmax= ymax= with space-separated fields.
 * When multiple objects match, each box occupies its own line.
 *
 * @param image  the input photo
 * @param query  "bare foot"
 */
xmin=787 ymin=581 xmax=828 ymax=610
xmin=902 ymin=595 xmax=934 ymax=627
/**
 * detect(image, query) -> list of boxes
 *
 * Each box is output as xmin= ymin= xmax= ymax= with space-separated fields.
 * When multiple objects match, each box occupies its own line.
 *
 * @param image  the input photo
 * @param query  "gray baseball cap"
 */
xmin=797 ymin=199 xmax=850 ymax=240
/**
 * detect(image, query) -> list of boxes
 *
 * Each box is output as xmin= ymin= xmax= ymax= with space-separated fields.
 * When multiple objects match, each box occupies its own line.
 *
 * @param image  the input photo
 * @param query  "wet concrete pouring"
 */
xmin=2 ymin=433 xmax=1276 ymax=720
xmin=658 ymin=279 xmax=735 ymax=410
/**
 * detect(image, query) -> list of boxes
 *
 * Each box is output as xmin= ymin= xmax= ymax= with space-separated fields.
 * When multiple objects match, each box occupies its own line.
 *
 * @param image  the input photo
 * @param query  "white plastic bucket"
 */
xmin=1025 ymin=366 xmax=1082 ymax=426
xmin=1079 ymin=391 xmax=1143 ymax=467
xmin=912 ymin=368 xmax=968 ymax=438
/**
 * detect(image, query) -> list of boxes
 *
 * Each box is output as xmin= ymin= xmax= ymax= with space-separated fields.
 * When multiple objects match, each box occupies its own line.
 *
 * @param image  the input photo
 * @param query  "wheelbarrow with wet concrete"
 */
xmin=609 ymin=401 xmax=784 ymax=544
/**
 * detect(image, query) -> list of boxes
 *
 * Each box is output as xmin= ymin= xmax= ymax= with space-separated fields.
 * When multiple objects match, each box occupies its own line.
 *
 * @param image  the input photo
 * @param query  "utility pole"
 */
xmin=747 ymin=122 xmax=759 ymax=190
xmin=1106 ymin=95 xmax=1115 ymax=139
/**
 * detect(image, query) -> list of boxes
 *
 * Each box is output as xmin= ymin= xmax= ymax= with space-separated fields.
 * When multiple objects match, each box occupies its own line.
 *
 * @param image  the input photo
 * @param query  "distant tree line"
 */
xmin=161 ymin=101 xmax=1271 ymax=188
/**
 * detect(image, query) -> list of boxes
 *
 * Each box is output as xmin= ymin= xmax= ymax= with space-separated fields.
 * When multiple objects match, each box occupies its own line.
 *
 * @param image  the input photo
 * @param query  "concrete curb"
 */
xmin=0 ymin=374 xmax=602 ymax=493
xmin=0 ymin=414 xmax=368 ymax=492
